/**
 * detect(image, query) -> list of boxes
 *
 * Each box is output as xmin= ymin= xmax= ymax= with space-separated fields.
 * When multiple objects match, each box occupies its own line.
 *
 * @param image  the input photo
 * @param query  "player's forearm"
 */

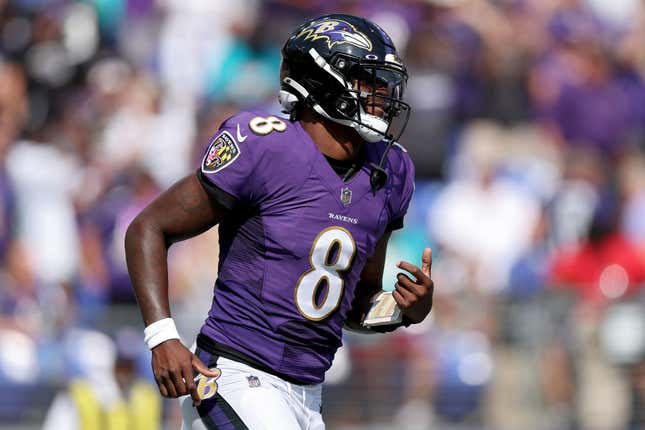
xmin=124 ymin=174 xmax=225 ymax=326
xmin=125 ymin=217 xmax=172 ymax=326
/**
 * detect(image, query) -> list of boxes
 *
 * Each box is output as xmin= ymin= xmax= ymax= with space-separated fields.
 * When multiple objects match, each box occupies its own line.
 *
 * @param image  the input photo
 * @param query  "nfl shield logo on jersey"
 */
xmin=340 ymin=187 xmax=352 ymax=206
xmin=246 ymin=375 xmax=261 ymax=388
xmin=202 ymin=131 xmax=240 ymax=173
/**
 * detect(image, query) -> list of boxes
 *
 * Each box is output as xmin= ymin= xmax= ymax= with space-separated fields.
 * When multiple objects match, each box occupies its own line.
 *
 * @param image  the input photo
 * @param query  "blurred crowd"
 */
xmin=1 ymin=0 xmax=645 ymax=429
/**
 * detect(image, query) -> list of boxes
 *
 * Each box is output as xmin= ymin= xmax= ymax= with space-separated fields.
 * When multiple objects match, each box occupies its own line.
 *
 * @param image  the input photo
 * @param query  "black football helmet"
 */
xmin=280 ymin=14 xmax=411 ymax=144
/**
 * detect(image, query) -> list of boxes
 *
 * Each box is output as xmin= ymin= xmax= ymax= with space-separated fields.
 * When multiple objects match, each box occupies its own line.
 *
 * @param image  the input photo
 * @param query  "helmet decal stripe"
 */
xmin=308 ymin=48 xmax=351 ymax=89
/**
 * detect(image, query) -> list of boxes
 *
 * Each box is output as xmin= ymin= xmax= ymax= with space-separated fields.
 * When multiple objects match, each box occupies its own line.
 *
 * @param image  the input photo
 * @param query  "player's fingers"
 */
xmin=170 ymin=370 xmax=188 ymax=397
xmin=154 ymin=375 xmax=169 ymax=397
xmin=394 ymin=283 xmax=416 ymax=308
xmin=182 ymin=364 xmax=201 ymax=406
xmin=421 ymin=248 xmax=432 ymax=277
xmin=397 ymin=261 xmax=430 ymax=285
xmin=159 ymin=372 xmax=179 ymax=398
xmin=392 ymin=289 xmax=409 ymax=308
xmin=192 ymin=355 xmax=219 ymax=378
xmin=396 ymin=273 xmax=426 ymax=297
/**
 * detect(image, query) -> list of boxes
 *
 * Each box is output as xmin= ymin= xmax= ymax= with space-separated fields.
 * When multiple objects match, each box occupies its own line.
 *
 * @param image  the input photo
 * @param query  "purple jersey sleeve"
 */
xmin=199 ymin=112 xmax=264 ymax=207
xmin=387 ymin=143 xmax=415 ymax=230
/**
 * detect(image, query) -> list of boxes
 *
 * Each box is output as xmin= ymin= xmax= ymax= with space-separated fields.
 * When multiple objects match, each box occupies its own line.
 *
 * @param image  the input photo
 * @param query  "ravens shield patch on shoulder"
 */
xmin=202 ymin=131 xmax=240 ymax=173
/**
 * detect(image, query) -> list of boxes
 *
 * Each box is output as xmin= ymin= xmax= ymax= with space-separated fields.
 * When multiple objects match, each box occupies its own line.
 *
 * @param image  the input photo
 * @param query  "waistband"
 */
xmin=196 ymin=333 xmax=313 ymax=386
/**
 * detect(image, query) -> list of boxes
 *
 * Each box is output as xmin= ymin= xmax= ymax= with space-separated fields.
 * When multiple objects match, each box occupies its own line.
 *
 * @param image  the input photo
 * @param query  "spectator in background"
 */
xmin=0 ymin=62 xmax=23 ymax=261
xmin=42 ymin=329 xmax=160 ymax=430
xmin=549 ymin=180 xmax=645 ymax=306
xmin=618 ymin=149 xmax=645 ymax=251
xmin=429 ymin=121 xmax=541 ymax=293
xmin=546 ymin=164 xmax=645 ymax=430
xmin=158 ymin=0 xmax=261 ymax=105
xmin=104 ymin=168 xmax=160 ymax=303
xmin=5 ymin=86 xmax=82 ymax=288
xmin=97 ymin=71 xmax=195 ymax=188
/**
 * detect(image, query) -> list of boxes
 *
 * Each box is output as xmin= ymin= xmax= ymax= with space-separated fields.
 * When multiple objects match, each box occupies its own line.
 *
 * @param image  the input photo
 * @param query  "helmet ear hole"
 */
xmin=335 ymin=98 xmax=357 ymax=117
xmin=334 ymin=57 xmax=348 ymax=70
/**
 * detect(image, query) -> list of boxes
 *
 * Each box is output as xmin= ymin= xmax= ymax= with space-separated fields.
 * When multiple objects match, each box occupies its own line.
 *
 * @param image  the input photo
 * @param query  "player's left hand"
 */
xmin=393 ymin=248 xmax=434 ymax=324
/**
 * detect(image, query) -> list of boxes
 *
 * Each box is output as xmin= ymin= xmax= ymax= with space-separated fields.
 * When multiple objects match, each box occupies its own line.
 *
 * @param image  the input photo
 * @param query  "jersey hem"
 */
xmin=196 ymin=333 xmax=320 ymax=386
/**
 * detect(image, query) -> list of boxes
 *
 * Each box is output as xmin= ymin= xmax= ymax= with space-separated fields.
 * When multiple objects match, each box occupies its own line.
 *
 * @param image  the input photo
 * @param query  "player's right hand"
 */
xmin=151 ymin=339 xmax=219 ymax=406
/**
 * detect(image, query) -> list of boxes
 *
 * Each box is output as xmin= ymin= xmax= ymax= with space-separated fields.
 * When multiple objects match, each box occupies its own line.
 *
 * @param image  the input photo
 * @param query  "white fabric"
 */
xmin=0 ymin=329 xmax=39 ymax=384
xmin=65 ymin=329 xmax=123 ymax=406
xmin=99 ymin=104 xmax=195 ymax=188
xmin=430 ymin=178 xmax=540 ymax=292
xmin=158 ymin=0 xmax=259 ymax=102
xmin=180 ymin=357 xmax=325 ymax=430
xmin=42 ymin=393 xmax=79 ymax=430
xmin=6 ymin=141 xmax=81 ymax=284
xmin=144 ymin=318 xmax=181 ymax=350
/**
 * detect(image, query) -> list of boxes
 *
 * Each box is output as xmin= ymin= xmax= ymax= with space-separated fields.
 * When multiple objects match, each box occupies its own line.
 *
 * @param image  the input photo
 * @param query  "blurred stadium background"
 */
xmin=1 ymin=0 xmax=645 ymax=429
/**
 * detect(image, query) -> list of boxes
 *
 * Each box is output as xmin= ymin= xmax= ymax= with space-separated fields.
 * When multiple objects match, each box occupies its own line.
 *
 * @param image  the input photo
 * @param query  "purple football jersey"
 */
xmin=198 ymin=111 xmax=414 ymax=384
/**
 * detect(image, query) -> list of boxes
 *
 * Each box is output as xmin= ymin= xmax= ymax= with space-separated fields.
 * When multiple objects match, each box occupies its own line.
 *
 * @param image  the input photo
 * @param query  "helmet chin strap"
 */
xmin=369 ymin=139 xmax=396 ymax=193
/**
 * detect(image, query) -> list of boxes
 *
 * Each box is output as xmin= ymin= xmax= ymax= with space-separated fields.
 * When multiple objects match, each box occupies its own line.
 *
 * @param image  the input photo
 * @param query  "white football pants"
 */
xmin=180 ymin=356 xmax=325 ymax=430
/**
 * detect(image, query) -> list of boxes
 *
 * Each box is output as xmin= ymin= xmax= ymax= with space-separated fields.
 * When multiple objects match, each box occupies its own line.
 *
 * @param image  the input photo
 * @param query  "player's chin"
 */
xmin=365 ymin=106 xmax=386 ymax=118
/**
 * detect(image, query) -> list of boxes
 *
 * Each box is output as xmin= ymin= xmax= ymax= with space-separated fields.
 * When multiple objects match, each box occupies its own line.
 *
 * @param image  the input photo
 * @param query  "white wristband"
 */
xmin=144 ymin=318 xmax=180 ymax=350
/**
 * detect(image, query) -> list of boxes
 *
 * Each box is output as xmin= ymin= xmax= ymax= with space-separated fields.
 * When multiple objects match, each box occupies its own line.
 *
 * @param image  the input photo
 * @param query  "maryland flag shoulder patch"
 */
xmin=201 ymin=131 xmax=241 ymax=174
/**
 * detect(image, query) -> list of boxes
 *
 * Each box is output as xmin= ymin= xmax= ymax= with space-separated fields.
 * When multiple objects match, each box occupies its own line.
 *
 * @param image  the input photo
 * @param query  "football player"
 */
xmin=125 ymin=13 xmax=434 ymax=430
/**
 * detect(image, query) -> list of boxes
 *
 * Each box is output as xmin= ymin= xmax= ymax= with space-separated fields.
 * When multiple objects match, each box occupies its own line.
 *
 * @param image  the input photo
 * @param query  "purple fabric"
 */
xmin=126 ymin=0 xmax=155 ymax=17
xmin=0 ymin=170 xmax=14 ymax=261
xmin=199 ymin=111 xmax=414 ymax=384
xmin=552 ymin=77 xmax=643 ymax=154
xmin=548 ymin=7 xmax=603 ymax=45
xmin=356 ymin=0 xmax=429 ymax=33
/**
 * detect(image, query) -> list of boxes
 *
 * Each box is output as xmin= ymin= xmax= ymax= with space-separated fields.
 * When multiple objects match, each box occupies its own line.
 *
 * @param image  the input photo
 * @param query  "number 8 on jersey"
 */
xmin=295 ymin=227 xmax=357 ymax=321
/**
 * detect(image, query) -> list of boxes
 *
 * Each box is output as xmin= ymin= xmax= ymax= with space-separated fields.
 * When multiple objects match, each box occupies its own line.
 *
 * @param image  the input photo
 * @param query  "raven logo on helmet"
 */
xmin=296 ymin=19 xmax=372 ymax=51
